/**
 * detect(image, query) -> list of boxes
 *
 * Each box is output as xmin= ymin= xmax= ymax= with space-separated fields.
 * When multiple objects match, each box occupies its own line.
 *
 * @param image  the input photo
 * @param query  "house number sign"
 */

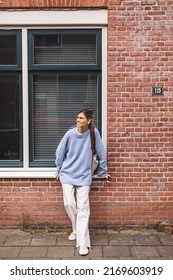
xmin=152 ymin=86 xmax=163 ymax=95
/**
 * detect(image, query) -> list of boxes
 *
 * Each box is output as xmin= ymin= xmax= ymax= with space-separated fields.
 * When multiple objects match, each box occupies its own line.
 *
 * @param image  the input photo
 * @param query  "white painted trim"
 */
xmin=0 ymin=10 xmax=108 ymax=26
xmin=102 ymin=27 xmax=108 ymax=155
xmin=0 ymin=170 xmax=56 ymax=178
xmin=22 ymin=29 xmax=29 ymax=169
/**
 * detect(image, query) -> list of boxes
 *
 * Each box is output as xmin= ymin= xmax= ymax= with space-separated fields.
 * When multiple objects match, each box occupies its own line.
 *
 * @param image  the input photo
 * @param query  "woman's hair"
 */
xmin=77 ymin=109 xmax=94 ymax=128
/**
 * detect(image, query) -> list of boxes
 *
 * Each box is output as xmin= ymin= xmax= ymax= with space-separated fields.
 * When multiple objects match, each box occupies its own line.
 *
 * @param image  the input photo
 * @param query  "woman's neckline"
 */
xmin=76 ymin=127 xmax=89 ymax=135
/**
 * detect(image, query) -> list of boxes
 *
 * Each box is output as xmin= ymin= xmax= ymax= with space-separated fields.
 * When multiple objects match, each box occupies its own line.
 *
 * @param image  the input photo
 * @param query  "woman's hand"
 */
xmin=105 ymin=173 xmax=111 ymax=180
xmin=54 ymin=175 xmax=59 ymax=181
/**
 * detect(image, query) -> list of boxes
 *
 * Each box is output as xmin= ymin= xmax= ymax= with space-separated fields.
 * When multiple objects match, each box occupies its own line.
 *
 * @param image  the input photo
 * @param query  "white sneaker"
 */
xmin=79 ymin=246 xmax=89 ymax=256
xmin=68 ymin=232 xmax=76 ymax=241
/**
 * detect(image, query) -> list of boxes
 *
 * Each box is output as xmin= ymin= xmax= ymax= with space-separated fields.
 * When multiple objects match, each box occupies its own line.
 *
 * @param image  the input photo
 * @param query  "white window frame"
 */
xmin=0 ymin=9 xmax=108 ymax=178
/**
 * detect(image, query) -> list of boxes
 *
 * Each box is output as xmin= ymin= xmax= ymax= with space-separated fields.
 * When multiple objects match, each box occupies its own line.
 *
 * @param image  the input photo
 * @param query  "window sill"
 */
xmin=92 ymin=175 xmax=109 ymax=181
xmin=0 ymin=170 xmax=56 ymax=178
xmin=0 ymin=170 xmax=109 ymax=181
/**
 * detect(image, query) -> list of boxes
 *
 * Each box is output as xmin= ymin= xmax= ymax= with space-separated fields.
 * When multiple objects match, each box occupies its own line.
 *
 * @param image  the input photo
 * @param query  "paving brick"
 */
xmin=47 ymin=246 xmax=75 ymax=258
xmin=130 ymin=246 xmax=160 ymax=259
xmin=164 ymin=227 xmax=173 ymax=235
xmin=0 ymin=235 xmax=6 ymax=246
xmin=31 ymin=233 xmax=57 ymax=246
xmin=4 ymin=234 xmax=31 ymax=246
xmin=0 ymin=247 xmax=21 ymax=259
xmin=109 ymin=234 xmax=135 ymax=246
xmin=156 ymin=246 xmax=173 ymax=258
xmin=103 ymin=246 xmax=131 ymax=258
xmin=19 ymin=247 xmax=48 ymax=258
xmin=91 ymin=234 xmax=108 ymax=246
xmin=56 ymin=234 xmax=75 ymax=245
xmin=159 ymin=234 xmax=173 ymax=245
xmin=134 ymin=234 xmax=161 ymax=246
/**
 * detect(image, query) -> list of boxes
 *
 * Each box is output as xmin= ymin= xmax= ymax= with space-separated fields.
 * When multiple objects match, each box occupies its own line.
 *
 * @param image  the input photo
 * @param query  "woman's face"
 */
xmin=76 ymin=112 xmax=91 ymax=130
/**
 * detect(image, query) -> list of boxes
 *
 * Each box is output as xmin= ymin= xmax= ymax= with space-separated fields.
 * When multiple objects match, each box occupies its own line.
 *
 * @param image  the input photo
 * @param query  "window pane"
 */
xmin=0 ymin=35 xmax=17 ymax=65
xmin=31 ymin=73 xmax=98 ymax=162
xmin=33 ymin=34 xmax=96 ymax=65
xmin=0 ymin=74 xmax=20 ymax=160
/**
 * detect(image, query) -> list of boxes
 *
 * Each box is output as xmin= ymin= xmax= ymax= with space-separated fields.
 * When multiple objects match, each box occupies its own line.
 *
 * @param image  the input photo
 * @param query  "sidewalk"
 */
xmin=0 ymin=229 xmax=173 ymax=260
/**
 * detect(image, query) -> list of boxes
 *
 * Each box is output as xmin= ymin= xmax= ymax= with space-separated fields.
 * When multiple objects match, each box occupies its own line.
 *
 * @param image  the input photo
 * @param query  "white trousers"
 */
xmin=62 ymin=184 xmax=91 ymax=248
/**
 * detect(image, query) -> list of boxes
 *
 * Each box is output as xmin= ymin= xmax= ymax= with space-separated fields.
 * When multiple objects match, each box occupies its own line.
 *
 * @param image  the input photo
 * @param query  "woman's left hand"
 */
xmin=105 ymin=173 xmax=111 ymax=180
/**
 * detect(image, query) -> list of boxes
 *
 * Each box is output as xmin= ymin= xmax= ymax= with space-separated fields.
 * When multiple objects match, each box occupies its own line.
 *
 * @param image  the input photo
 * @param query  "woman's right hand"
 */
xmin=54 ymin=175 xmax=59 ymax=181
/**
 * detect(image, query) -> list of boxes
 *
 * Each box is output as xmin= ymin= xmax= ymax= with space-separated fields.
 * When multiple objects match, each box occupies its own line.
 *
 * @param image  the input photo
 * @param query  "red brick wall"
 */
xmin=0 ymin=0 xmax=108 ymax=8
xmin=0 ymin=0 xmax=173 ymax=229
xmin=107 ymin=0 xmax=173 ymax=226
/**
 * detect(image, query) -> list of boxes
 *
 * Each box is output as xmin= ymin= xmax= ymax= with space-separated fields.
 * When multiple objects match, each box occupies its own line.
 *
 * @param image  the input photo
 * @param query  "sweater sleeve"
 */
xmin=94 ymin=128 xmax=108 ymax=176
xmin=55 ymin=133 xmax=69 ymax=176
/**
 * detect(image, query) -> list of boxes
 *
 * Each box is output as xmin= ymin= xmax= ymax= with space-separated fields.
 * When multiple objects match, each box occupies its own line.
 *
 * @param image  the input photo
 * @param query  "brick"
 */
xmin=0 ymin=0 xmax=108 ymax=8
xmin=164 ymin=226 xmax=173 ymax=235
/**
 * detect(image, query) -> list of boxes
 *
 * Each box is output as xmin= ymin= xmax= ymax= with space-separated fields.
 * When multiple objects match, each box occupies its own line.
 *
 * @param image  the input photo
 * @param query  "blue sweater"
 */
xmin=55 ymin=127 xmax=107 ymax=186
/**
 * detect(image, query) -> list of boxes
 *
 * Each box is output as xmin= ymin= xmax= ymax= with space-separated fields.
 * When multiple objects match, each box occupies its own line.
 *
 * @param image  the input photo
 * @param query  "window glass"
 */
xmin=30 ymin=73 xmax=98 ymax=162
xmin=33 ymin=34 xmax=96 ymax=65
xmin=29 ymin=30 xmax=101 ymax=166
xmin=0 ymin=28 xmax=102 ymax=169
xmin=0 ymin=35 xmax=17 ymax=65
xmin=0 ymin=74 xmax=20 ymax=160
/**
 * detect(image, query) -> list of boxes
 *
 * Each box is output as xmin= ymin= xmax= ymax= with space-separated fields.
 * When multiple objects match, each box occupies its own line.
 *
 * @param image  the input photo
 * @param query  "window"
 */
xmin=28 ymin=29 xmax=101 ymax=167
xmin=0 ymin=29 xmax=102 ymax=169
xmin=0 ymin=10 xmax=108 ymax=177
xmin=0 ymin=30 xmax=22 ymax=166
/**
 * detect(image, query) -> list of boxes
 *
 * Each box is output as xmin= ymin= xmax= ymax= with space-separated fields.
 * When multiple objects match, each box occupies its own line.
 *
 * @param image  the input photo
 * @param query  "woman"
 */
xmin=55 ymin=109 xmax=108 ymax=256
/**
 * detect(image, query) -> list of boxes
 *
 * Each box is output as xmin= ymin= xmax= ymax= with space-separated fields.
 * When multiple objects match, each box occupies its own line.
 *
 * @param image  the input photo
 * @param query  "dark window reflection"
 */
xmin=0 ymin=35 xmax=17 ymax=65
xmin=0 ymin=74 xmax=20 ymax=160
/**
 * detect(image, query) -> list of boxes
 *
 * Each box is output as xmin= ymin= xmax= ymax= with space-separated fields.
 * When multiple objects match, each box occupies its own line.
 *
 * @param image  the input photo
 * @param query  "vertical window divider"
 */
xmin=22 ymin=28 xmax=29 ymax=170
xmin=102 ymin=27 xmax=108 ymax=155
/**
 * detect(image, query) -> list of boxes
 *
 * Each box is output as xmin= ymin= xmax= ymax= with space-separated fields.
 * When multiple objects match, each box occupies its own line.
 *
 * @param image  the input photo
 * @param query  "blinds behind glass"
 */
xmin=32 ymin=73 xmax=98 ymax=161
xmin=34 ymin=34 xmax=96 ymax=65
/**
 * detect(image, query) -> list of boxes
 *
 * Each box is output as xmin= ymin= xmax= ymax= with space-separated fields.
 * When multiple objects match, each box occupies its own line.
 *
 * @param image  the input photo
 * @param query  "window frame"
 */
xmin=28 ymin=29 xmax=102 ymax=71
xmin=28 ymin=29 xmax=102 ymax=167
xmin=0 ymin=29 xmax=22 ymax=70
xmin=0 ymin=9 xmax=107 ymax=178
xmin=0 ymin=30 xmax=23 ymax=167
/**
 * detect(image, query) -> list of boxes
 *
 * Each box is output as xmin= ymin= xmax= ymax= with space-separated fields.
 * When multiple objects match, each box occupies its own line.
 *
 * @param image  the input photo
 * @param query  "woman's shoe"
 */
xmin=79 ymin=246 xmax=89 ymax=256
xmin=68 ymin=232 xmax=76 ymax=241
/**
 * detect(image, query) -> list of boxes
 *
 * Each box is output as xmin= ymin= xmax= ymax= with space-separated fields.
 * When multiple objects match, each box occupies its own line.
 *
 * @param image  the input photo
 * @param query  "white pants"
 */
xmin=62 ymin=184 xmax=90 ymax=248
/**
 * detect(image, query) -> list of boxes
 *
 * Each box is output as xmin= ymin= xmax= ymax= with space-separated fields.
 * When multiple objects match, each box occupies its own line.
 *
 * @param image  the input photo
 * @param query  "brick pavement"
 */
xmin=0 ymin=229 xmax=173 ymax=260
